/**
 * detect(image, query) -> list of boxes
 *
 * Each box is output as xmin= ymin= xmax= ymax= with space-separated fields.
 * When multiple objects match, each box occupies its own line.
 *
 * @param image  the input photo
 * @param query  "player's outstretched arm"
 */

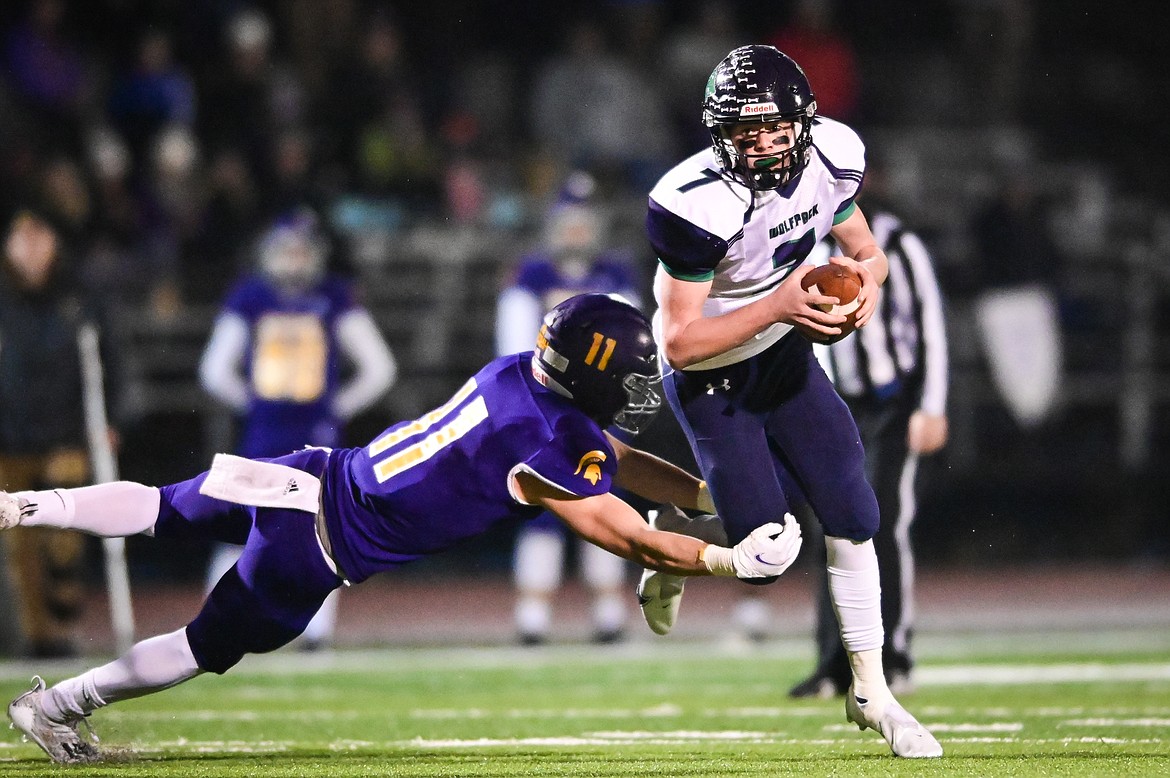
xmin=513 ymin=473 xmax=801 ymax=579
xmin=605 ymin=432 xmax=711 ymax=512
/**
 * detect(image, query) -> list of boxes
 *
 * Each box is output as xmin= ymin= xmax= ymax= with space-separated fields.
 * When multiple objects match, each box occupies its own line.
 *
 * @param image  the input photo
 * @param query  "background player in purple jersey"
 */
xmin=638 ymin=45 xmax=942 ymax=758
xmin=1 ymin=293 xmax=801 ymax=764
xmin=198 ymin=207 xmax=397 ymax=650
xmin=496 ymin=172 xmax=643 ymax=644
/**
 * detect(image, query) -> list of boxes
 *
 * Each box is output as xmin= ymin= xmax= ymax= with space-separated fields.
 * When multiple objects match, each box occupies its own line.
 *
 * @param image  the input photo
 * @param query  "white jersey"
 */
xmin=648 ymin=116 xmax=866 ymax=370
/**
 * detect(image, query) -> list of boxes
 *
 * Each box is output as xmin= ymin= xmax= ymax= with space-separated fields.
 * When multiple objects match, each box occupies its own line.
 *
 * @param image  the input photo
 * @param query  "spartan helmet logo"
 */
xmin=573 ymin=450 xmax=608 ymax=485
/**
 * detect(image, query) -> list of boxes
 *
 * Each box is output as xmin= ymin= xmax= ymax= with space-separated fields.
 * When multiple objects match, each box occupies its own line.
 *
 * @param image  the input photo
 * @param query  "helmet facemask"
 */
xmin=711 ymin=112 xmax=815 ymax=191
xmin=611 ymin=370 xmax=662 ymax=434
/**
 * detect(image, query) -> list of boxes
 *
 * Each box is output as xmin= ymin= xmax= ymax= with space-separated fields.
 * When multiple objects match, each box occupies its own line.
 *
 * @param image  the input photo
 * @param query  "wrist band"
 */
xmin=700 ymin=544 xmax=735 ymax=576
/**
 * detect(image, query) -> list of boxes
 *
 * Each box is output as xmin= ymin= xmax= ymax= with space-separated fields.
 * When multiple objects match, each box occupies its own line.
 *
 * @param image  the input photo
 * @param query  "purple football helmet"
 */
xmin=258 ymin=207 xmax=329 ymax=291
xmin=532 ymin=294 xmax=661 ymax=434
xmin=702 ymin=45 xmax=817 ymax=191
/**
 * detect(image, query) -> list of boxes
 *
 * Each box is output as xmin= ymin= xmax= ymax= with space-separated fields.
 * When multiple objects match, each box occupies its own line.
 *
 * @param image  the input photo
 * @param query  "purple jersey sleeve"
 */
xmin=518 ymin=411 xmax=617 ymax=497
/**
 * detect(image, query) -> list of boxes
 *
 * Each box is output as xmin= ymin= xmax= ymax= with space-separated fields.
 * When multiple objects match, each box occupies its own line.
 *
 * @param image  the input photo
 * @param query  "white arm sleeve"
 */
xmin=495 ymin=286 xmax=543 ymax=356
xmin=198 ymin=313 xmax=250 ymax=412
xmin=332 ymin=308 xmax=397 ymax=420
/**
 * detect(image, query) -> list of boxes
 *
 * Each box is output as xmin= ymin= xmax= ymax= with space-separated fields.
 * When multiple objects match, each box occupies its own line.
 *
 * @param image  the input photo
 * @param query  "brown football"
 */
xmin=797 ymin=264 xmax=862 ymax=343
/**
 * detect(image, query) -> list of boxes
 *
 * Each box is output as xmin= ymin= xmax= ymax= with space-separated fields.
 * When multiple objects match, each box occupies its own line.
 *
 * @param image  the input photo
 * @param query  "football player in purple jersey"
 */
xmin=198 ymin=207 xmax=397 ymax=650
xmin=1 ymin=293 xmax=801 ymax=764
xmin=639 ymin=45 xmax=942 ymax=757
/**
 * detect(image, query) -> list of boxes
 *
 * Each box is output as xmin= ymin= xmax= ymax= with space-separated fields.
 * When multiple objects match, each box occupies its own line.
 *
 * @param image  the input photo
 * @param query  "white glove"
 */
xmin=702 ymin=517 xmax=802 ymax=579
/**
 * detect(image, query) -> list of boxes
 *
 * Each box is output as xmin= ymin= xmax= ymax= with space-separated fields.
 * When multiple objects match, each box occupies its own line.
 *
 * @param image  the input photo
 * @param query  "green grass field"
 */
xmin=1 ymin=631 xmax=1168 ymax=777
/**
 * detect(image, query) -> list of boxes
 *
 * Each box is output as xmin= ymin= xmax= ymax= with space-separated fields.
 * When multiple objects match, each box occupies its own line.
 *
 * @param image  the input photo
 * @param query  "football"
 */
xmin=797 ymin=264 xmax=862 ymax=343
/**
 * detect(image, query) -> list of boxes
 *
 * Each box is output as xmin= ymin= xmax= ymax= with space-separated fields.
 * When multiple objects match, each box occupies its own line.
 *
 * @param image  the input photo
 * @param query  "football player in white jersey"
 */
xmin=636 ymin=45 xmax=942 ymax=758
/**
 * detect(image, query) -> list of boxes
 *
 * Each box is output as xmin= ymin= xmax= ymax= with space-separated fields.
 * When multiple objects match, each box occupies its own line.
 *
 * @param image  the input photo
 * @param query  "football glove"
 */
xmin=702 ymin=517 xmax=802 ymax=579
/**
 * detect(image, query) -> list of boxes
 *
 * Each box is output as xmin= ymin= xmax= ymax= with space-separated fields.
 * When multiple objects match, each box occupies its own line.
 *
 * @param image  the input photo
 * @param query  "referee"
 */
xmin=789 ymin=207 xmax=949 ymax=698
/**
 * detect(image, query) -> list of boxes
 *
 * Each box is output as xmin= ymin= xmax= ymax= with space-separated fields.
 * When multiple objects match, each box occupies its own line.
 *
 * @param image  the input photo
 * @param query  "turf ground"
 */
xmin=1 ymin=624 xmax=1168 ymax=777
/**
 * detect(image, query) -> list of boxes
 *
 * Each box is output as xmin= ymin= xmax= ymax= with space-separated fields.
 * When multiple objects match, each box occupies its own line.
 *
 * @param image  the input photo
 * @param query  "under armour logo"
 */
xmin=706 ymin=379 xmax=730 ymax=394
xmin=283 ymin=478 xmax=299 ymax=495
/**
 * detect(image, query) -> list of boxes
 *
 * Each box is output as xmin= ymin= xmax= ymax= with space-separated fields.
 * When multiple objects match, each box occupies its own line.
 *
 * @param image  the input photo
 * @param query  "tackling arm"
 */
xmin=515 ymin=472 xmax=710 ymax=575
xmin=605 ymin=432 xmax=710 ymax=512
xmin=512 ymin=472 xmax=801 ymax=579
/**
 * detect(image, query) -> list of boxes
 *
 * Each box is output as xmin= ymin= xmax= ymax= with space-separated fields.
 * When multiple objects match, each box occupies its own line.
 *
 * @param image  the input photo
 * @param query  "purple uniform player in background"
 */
xmin=2 ymin=294 xmax=802 ymax=764
xmin=496 ymin=170 xmax=644 ymax=644
xmin=199 ymin=207 xmax=396 ymax=650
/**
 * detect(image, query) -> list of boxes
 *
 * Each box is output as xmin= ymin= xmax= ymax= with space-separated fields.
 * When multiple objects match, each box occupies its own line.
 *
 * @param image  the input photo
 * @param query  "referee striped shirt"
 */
xmin=814 ymin=210 xmax=948 ymax=415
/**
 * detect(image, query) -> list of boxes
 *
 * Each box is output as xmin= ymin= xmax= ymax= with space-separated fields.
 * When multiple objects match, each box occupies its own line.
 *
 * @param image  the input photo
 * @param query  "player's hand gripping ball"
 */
xmin=798 ymin=264 xmax=862 ymax=343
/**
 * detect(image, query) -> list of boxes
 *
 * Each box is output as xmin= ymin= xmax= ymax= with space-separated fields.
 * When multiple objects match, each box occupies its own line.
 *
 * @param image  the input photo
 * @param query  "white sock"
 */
xmin=43 ymin=629 xmax=203 ymax=722
xmin=581 ymin=541 xmax=626 ymax=590
xmin=513 ymin=530 xmax=564 ymax=591
xmin=515 ymin=594 xmax=552 ymax=636
xmin=591 ymin=592 xmax=626 ymax=634
xmin=16 ymin=482 xmax=160 ymax=537
xmin=825 ymin=536 xmax=890 ymax=702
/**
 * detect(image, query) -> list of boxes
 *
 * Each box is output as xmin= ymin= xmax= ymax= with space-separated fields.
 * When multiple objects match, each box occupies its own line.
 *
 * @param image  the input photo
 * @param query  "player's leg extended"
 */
xmin=13 ymin=505 xmax=342 ymax=762
xmin=3 ymin=482 xmax=164 ymax=537
xmin=186 ymin=506 xmax=342 ymax=673
xmin=762 ymin=350 xmax=940 ymax=757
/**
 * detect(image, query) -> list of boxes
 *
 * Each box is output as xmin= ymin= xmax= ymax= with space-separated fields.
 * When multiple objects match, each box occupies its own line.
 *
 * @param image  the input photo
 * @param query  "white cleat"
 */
xmin=636 ymin=567 xmax=686 ymax=636
xmin=846 ymin=687 xmax=943 ymax=758
xmin=636 ymin=506 xmax=729 ymax=636
xmin=7 ymin=676 xmax=101 ymax=764
xmin=0 ymin=492 xmax=31 ymax=531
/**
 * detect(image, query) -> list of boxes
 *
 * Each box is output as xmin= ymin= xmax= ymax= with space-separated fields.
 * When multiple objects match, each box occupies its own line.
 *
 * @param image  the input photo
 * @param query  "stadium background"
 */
xmin=0 ymin=0 xmax=1166 ymax=643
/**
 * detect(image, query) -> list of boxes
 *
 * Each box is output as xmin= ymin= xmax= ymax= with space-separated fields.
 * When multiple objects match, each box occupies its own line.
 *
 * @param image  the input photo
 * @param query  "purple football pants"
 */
xmin=154 ymin=448 xmax=342 ymax=673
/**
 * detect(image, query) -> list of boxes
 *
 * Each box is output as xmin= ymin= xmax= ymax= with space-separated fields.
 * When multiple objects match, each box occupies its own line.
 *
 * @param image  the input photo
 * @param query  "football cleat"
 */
xmin=7 ymin=676 xmax=101 ymax=764
xmin=0 ymin=492 xmax=31 ymax=531
xmin=636 ymin=507 xmax=729 ymax=636
xmin=636 ymin=567 xmax=686 ymax=636
xmin=845 ymin=686 xmax=942 ymax=758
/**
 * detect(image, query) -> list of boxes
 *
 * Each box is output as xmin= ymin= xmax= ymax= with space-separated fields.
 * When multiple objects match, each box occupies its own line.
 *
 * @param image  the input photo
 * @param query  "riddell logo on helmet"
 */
xmin=740 ymin=102 xmax=778 ymax=116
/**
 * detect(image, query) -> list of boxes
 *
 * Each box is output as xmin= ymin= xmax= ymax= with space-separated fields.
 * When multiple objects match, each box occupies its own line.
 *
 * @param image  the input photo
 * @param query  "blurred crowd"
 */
xmin=5 ymin=0 xmax=1152 ymax=311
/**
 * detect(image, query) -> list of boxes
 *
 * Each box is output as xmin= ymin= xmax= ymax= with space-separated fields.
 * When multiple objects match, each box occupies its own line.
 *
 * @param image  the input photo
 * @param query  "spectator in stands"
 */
xmin=0 ymin=206 xmax=120 ymax=658
xmin=660 ymin=0 xmax=744 ymax=152
xmin=765 ymin=0 xmax=861 ymax=123
xmin=107 ymin=28 xmax=197 ymax=169
xmin=138 ymin=125 xmax=204 ymax=319
xmin=496 ymin=171 xmax=641 ymax=644
xmin=198 ymin=8 xmax=308 ymax=182
xmin=186 ymin=147 xmax=262 ymax=305
xmin=2 ymin=0 xmax=93 ymax=157
xmin=528 ymin=17 xmax=674 ymax=192
xmin=198 ymin=206 xmax=396 ymax=650
xmin=320 ymin=8 xmax=440 ymax=211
